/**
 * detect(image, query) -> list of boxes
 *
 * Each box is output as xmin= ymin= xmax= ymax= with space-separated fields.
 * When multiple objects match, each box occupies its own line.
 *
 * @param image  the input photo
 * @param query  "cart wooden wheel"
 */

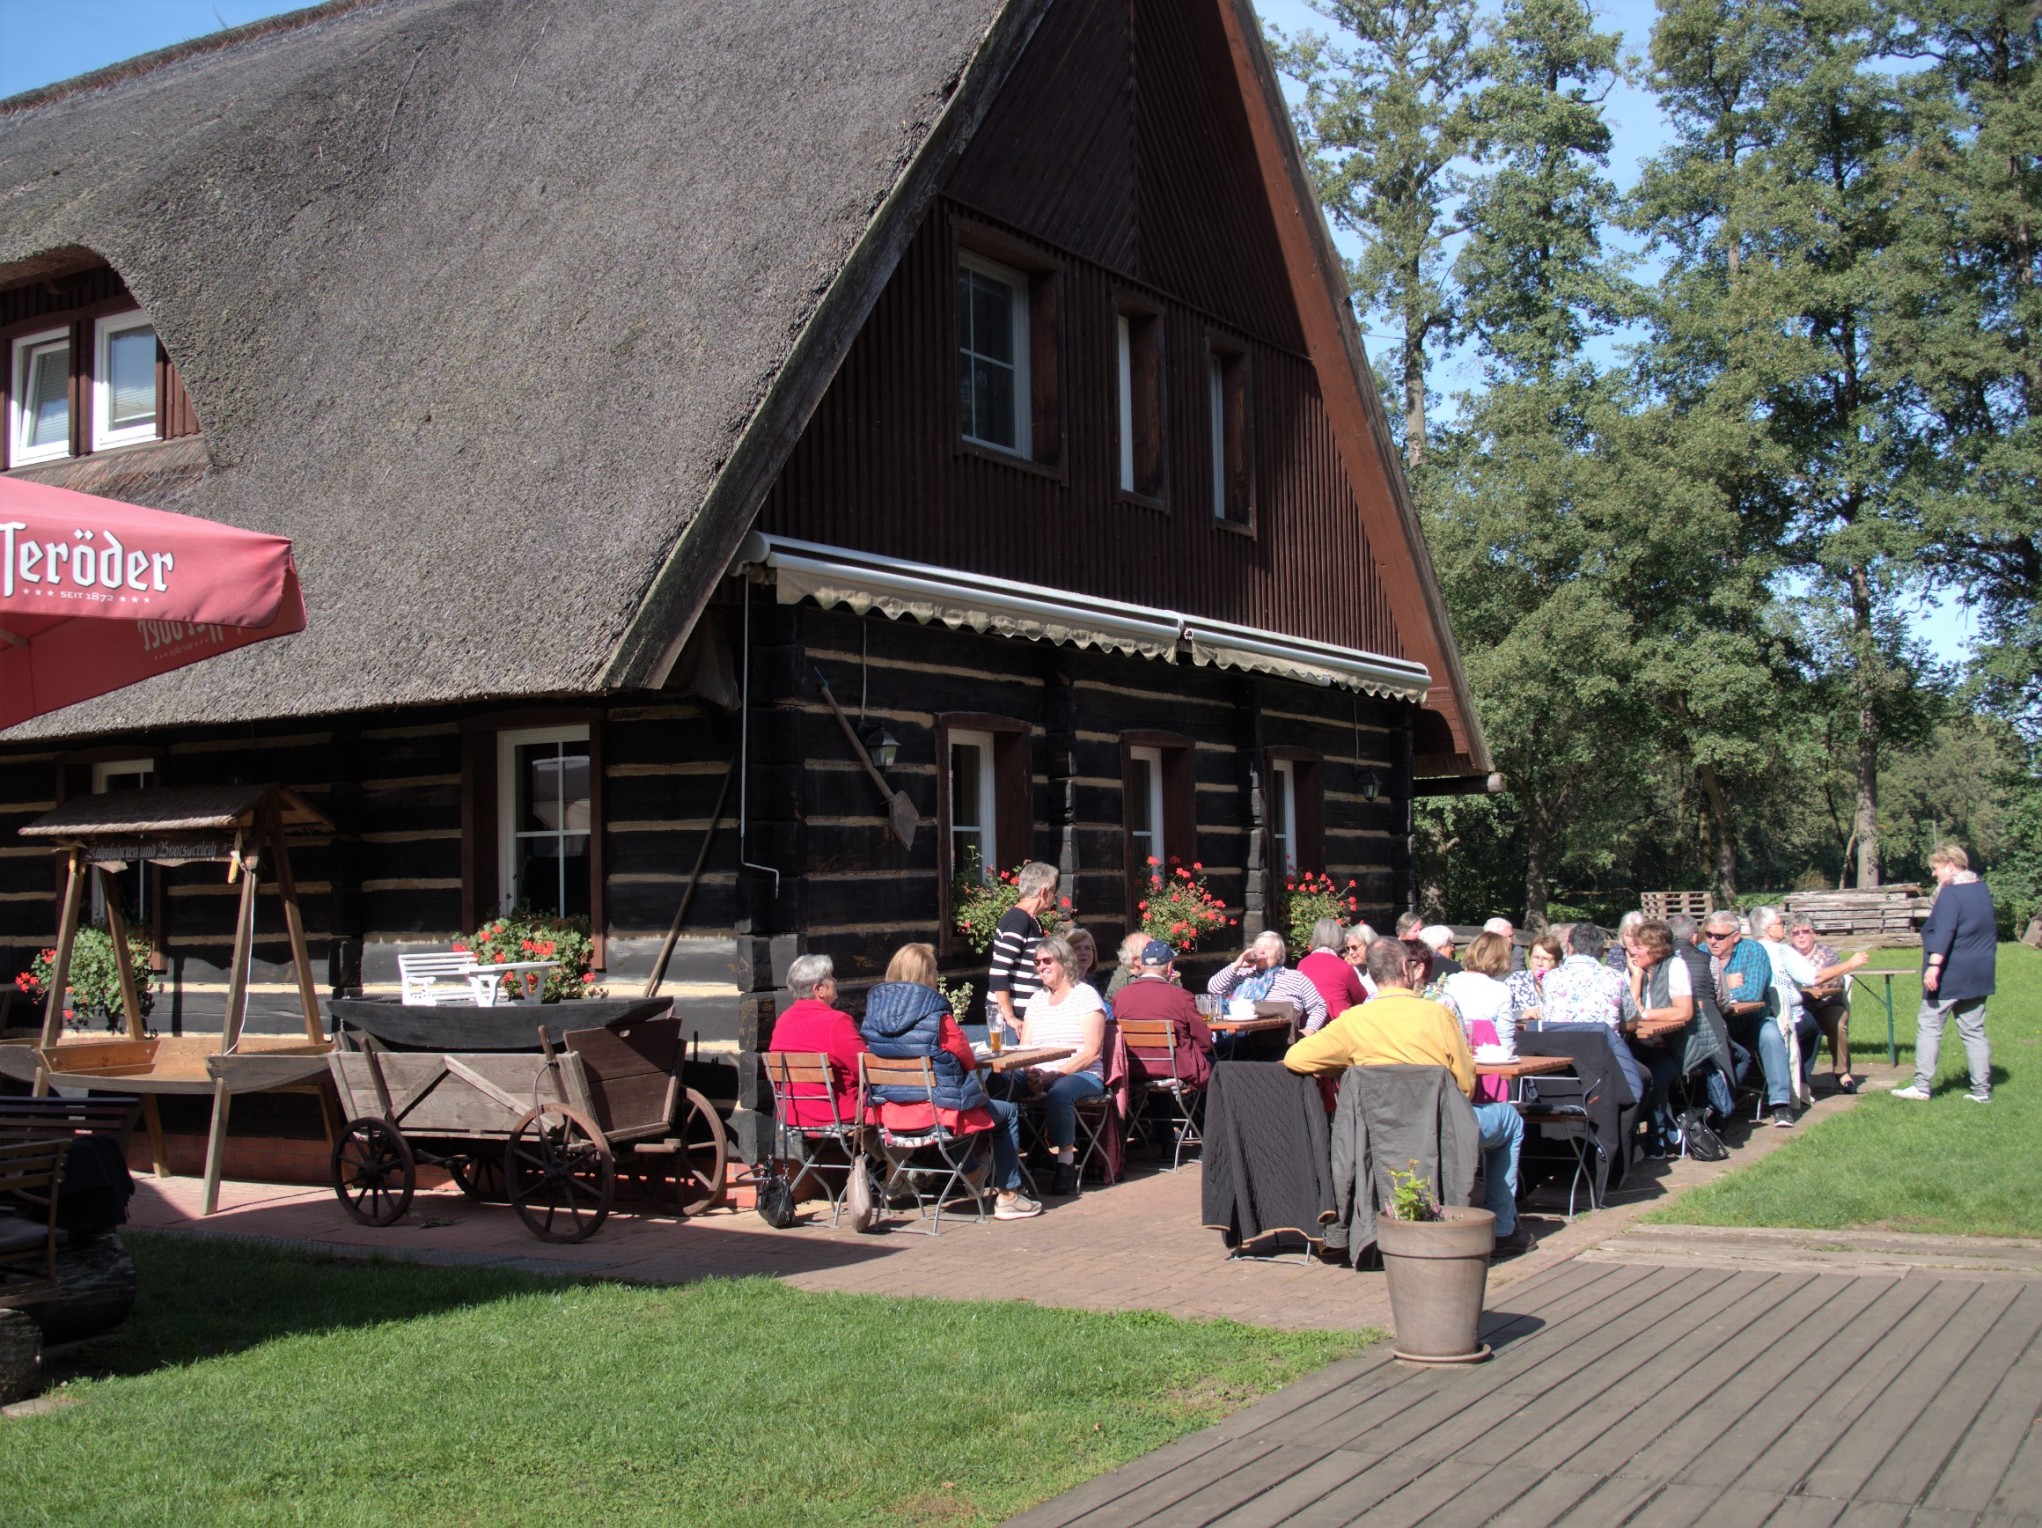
xmin=505 ymin=1103 xmax=614 ymax=1243
xmin=331 ymin=1117 xmax=415 ymax=1226
xmin=673 ymin=1087 xmax=729 ymax=1215
xmin=449 ymin=1152 xmax=506 ymax=1203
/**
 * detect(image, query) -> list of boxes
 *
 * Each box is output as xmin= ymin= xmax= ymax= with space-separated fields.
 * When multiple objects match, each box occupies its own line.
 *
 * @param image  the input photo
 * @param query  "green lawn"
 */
xmin=1 ymin=1235 xmax=1372 ymax=1527
xmin=1647 ymin=943 xmax=2040 ymax=1238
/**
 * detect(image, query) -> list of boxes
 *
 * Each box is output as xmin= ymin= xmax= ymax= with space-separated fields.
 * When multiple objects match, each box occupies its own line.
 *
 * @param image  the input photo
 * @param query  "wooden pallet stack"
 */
xmin=1782 ymin=885 xmax=1931 ymax=945
xmin=1641 ymin=891 xmax=1716 ymax=922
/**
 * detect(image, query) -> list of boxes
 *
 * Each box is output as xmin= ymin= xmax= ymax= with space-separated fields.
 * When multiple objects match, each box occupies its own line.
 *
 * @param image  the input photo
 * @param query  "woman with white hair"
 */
xmin=1297 ymin=915 xmax=1367 ymax=1021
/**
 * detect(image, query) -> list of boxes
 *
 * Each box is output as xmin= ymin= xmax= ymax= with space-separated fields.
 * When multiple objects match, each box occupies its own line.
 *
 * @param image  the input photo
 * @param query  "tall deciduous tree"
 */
xmin=1271 ymin=0 xmax=1483 ymax=466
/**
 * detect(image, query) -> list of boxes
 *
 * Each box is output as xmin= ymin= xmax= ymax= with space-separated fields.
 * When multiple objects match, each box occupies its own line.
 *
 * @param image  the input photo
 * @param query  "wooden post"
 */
xmin=268 ymin=813 xmax=324 ymax=1042
xmin=141 ymin=1097 xmax=169 ymax=1179
xmin=202 ymin=1075 xmax=233 ymax=1215
xmin=97 ymin=866 xmax=147 ymax=1042
xmin=221 ymin=841 xmax=261 ymax=1054
xmin=40 ymin=850 xmax=86 ymax=1048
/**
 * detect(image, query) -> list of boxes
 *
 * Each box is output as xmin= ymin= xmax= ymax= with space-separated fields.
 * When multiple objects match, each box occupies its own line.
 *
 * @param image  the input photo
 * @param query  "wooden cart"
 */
xmin=325 ymin=1015 xmax=728 ymax=1243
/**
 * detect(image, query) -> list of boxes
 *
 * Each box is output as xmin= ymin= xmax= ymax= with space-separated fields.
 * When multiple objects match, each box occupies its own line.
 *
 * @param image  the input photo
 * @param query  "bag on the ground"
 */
xmin=754 ymin=1163 xmax=797 ymax=1229
xmin=844 ymin=1153 xmax=878 ymax=1233
xmin=1679 ymin=1109 xmax=1727 ymax=1162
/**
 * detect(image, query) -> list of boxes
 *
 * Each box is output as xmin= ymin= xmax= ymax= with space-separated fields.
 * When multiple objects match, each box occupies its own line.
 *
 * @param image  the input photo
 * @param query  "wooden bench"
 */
xmin=0 ymin=1141 xmax=64 ymax=1310
xmin=398 ymin=950 xmax=481 ymax=1006
xmin=0 ymin=1096 xmax=143 ymax=1153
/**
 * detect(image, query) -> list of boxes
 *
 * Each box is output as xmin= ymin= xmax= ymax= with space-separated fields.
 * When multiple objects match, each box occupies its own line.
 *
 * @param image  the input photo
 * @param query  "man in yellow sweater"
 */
xmin=1284 ymin=937 xmax=1532 ymax=1257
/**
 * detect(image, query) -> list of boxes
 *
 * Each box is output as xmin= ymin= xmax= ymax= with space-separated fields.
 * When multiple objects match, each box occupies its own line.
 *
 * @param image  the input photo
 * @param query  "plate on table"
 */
xmin=1472 ymin=1045 xmax=1513 ymax=1064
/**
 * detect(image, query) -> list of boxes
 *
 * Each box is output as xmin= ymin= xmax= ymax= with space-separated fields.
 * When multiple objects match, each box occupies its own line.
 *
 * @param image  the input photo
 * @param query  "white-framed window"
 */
xmin=1269 ymin=757 xmax=1298 ymax=876
xmin=1117 ymin=315 xmax=1137 ymax=492
xmin=497 ymin=725 xmax=592 ymax=919
xmin=93 ymin=313 xmax=159 ymax=451
xmin=948 ymin=728 xmax=997 ymax=881
xmin=90 ymin=758 xmax=155 ymax=926
xmin=9 ymin=326 xmax=72 ymax=466
xmin=957 ymin=252 xmax=1031 ymax=456
xmin=1128 ymin=745 xmax=1165 ymax=868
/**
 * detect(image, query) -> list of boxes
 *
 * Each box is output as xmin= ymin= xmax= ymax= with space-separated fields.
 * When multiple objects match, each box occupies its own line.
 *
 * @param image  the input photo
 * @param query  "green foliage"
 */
xmin=949 ymin=855 xmax=1066 ymax=955
xmin=1384 ymin=1160 xmax=1444 ymax=1222
xmin=20 ymin=927 xmax=154 ymax=1032
xmin=3 ymin=1240 xmax=1372 ymax=1526
xmin=1283 ymin=870 xmax=1362 ymax=955
xmin=458 ymin=910 xmax=600 ymax=1002
xmin=1136 ymin=859 xmax=1234 ymax=951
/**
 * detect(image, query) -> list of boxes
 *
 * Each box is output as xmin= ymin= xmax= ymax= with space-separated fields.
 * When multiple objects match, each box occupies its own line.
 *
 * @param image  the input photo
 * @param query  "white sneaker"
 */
xmin=1965 ymin=1091 xmax=1991 ymax=1104
xmin=994 ymin=1192 xmax=1043 ymax=1221
xmin=1887 ymin=1084 xmax=1931 ymax=1100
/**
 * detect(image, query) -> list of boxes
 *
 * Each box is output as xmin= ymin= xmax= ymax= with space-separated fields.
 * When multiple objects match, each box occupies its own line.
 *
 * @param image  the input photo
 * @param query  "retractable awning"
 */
xmin=734 ymin=533 xmax=1432 ymax=701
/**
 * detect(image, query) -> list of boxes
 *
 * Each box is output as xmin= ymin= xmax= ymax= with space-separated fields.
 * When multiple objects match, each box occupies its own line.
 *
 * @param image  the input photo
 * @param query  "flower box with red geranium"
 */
xmin=457 ymin=911 xmax=601 ymax=1003
xmin=1135 ymin=858 xmax=1233 ymax=952
xmin=16 ymin=927 xmax=155 ymax=1033
xmin=950 ymin=854 xmax=1067 ymax=955
xmin=1284 ymin=870 xmax=1362 ymax=956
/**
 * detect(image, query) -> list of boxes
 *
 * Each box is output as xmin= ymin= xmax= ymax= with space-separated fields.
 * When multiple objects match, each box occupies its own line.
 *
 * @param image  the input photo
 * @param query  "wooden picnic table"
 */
xmin=979 ymin=1046 xmax=1074 ymax=1073
xmin=1473 ymin=1054 xmax=1573 ymax=1080
xmin=1205 ymin=1014 xmax=1293 ymax=1035
xmin=1627 ymin=1015 xmax=1691 ymax=1043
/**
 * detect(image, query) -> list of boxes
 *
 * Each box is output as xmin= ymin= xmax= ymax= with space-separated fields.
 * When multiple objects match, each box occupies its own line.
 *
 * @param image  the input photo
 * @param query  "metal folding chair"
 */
xmin=761 ymin=1051 xmax=862 ymax=1227
xmin=856 ymin=1054 xmax=990 ymax=1236
xmin=1120 ymin=1017 xmax=1205 ymax=1170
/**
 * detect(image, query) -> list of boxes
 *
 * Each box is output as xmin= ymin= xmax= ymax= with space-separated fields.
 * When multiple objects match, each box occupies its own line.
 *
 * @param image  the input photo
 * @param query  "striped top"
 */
xmin=986 ymin=906 xmax=1045 ymax=1026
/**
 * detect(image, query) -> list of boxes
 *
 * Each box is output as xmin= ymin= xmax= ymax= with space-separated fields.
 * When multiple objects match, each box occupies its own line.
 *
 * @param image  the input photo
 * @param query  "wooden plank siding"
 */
xmin=756 ymin=0 xmax=1402 ymax=665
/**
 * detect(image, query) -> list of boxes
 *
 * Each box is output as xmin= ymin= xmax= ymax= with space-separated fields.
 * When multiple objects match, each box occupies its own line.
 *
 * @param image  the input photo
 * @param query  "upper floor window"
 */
xmin=1269 ymin=756 xmax=1297 ymax=875
xmin=1209 ymin=342 xmax=1251 ymax=526
xmin=1127 ymin=744 xmax=1165 ymax=868
xmin=9 ymin=328 xmax=71 ymax=466
xmin=498 ymin=725 xmax=592 ymax=919
xmin=94 ymin=314 xmax=159 ymax=451
xmin=1266 ymin=752 xmax=1325 ymax=877
xmin=948 ymin=727 xmax=997 ymax=878
xmin=1117 ymin=307 xmax=1163 ymax=501
xmin=958 ymin=253 xmax=1031 ymax=457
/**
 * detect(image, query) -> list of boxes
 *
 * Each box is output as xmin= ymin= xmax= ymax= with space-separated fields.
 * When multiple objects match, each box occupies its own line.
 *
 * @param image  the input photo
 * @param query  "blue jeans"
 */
xmin=1641 ymin=1044 xmax=1683 ymax=1152
xmin=1751 ymin=1013 xmax=1821 ymax=1106
xmin=1472 ymin=1101 xmax=1521 ymax=1237
xmin=1038 ymin=1070 xmax=1105 ymax=1150
xmin=983 ymin=1097 xmax=1023 ymax=1192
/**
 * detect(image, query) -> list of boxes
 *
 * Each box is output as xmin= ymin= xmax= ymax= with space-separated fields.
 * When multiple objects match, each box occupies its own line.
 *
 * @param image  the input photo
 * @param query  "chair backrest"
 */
xmin=765 ymin=1051 xmax=849 ymax=1133
xmin=0 ymin=1139 xmax=65 ymax=1285
xmin=859 ymin=1052 xmax=938 ymax=1099
xmin=1118 ymin=1017 xmax=1181 ymax=1082
xmin=0 ymin=1095 xmax=142 ymax=1149
xmin=398 ymin=951 xmax=478 ymax=979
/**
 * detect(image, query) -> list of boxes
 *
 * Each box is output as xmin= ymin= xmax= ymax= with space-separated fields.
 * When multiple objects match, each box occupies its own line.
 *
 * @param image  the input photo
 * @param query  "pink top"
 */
xmin=1298 ymin=949 xmax=1367 ymax=1028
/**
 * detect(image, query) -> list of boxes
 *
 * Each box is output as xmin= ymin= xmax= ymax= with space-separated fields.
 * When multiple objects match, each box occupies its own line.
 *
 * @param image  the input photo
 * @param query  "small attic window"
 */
xmin=9 ymin=328 xmax=71 ymax=466
xmin=94 ymin=314 xmax=160 ymax=450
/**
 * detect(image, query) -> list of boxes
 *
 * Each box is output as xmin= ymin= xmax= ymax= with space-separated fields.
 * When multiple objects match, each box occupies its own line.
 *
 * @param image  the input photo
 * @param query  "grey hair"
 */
xmin=1748 ymin=905 xmax=1783 ymax=940
xmin=1311 ymin=916 xmax=1344 ymax=953
xmin=1254 ymin=930 xmax=1289 ymax=964
xmin=1667 ymin=912 xmax=1701 ymax=943
xmin=1703 ymin=909 xmax=1740 ymax=934
xmin=1345 ymin=922 xmax=1377 ymax=947
xmin=1015 ymin=861 xmax=1059 ymax=899
xmin=1034 ymin=934 xmax=1080 ymax=983
xmin=1616 ymin=911 xmax=1644 ymax=936
xmin=787 ymin=953 xmax=835 ymax=998
xmin=1787 ymin=912 xmax=1817 ymax=934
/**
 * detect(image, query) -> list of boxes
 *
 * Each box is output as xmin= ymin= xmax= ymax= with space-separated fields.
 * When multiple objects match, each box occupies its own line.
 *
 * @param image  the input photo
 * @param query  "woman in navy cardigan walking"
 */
xmin=1891 ymin=844 xmax=1997 ymax=1103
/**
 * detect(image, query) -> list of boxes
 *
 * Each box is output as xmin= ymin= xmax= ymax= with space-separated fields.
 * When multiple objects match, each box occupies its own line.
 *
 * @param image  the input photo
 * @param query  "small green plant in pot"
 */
xmin=20 ymin=928 xmax=156 ymax=1033
xmin=1375 ymin=1158 xmax=1495 ymax=1364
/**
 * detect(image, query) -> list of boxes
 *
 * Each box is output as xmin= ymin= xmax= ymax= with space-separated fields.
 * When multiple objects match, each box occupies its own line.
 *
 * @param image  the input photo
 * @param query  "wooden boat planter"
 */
xmin=10 ymin=784 xmax=336 ymax=1214
xmin=326 ymin=997 xmax=675 ymax=1053
xmin=325 ymin=1015 xmax=728 ymax=1244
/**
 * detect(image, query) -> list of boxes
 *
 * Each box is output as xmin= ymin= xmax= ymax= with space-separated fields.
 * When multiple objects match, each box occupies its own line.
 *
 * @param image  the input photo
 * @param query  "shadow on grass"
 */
xmin=50 ymin=1231 xmax=596 ymax=1382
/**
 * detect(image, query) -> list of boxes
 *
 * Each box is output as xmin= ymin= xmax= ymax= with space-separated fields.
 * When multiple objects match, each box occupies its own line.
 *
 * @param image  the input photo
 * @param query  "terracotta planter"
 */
xmin=1376 ymin=1204 xmax=1495 ymax=1363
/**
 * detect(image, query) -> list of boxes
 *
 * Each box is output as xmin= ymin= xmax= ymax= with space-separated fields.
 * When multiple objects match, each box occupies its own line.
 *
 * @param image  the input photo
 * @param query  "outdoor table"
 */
xmin=1474 ymin=1054 xmax=1572 ymax=1080
xmin=464 ymin=961 xmax=559 ymax=1006
xmin=1206 ymin=1015 xmax=1293 ymax=1035
xmin=1626 ymin=1016 xmax=1690 ymax=1043
xmin=978 ymin=1045 xmax=1074 ymax=1073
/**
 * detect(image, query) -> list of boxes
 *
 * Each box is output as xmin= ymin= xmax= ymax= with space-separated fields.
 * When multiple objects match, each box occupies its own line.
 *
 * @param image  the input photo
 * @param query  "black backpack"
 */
xmin=1679 ymin=1108 xmax=1727 ymax=1162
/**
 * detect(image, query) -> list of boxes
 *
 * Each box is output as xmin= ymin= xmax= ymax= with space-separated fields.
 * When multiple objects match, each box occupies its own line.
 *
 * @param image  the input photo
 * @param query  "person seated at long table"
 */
xmin=999 ymin=934 xmax=1107 ymax=1197
xmin=862 ymin=942 xmax=1041 ymax=1222
xmin=1283 ymin=936 xmax=1533 ymax=1258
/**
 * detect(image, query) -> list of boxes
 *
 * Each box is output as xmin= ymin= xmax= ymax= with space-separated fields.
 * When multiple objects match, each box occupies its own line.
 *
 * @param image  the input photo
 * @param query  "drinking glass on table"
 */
xmin=988 ymin=1024 xmax=1004 ymax=1056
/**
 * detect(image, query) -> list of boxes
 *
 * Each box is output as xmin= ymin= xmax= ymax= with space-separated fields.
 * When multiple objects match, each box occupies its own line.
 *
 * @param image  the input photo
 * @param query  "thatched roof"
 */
xmin=0 ymin=0 xmax=1028 ymax=737
xmin=19 ymin=784 xmax=332 ymax=841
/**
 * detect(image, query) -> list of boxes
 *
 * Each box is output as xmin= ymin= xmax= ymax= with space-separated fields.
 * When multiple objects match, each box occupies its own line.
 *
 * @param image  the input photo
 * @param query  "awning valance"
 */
xmin=735 ymin=534 xmax=1432 ymax=701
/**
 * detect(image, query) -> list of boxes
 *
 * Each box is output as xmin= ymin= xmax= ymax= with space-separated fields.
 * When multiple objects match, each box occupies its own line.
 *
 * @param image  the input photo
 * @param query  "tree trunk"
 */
xmin=1403 ymin=295 xmax=1427 ymax=470
xmin=1522 ymin=802 xmax=1551 ymax=928
xmin=1850 ymin=565 xmax=1881 ymax=888
xmin=1696 ymin=763 xmax=1739 ymax=906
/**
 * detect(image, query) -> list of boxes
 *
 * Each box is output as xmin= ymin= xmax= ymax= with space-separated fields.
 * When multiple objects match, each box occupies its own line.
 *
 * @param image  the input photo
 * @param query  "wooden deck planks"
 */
xmin=1925 ymin=1289 xmax=2042 ymax=1515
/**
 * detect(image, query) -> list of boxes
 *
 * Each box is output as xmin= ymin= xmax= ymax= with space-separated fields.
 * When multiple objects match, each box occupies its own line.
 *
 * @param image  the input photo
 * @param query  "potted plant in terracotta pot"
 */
xmin=1375 ymin=1161 xmax=1495 ymax=1364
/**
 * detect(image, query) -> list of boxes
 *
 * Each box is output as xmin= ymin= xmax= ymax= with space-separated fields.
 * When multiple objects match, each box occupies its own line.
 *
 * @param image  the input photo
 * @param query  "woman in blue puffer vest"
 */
xmin=860 ymin=943 xmax=1041 ymax=1221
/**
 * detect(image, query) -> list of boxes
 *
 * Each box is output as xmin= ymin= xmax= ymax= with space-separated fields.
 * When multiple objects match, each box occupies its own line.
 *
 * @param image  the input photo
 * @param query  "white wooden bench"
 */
xmin=397 ymin=951 xmax=480 ymax=1007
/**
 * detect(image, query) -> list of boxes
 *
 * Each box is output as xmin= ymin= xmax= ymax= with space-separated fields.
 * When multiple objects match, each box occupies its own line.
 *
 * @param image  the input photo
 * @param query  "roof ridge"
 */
xmin=0 ymin=0 xmax=392 ymax=118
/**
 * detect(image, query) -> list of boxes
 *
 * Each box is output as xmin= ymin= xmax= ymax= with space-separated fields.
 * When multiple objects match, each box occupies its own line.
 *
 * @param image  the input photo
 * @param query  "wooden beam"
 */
xmin=96 ymin=867 xmax=147 ymax=1042
xmin=40 ymin=850 xmax=86 ymax=1047
xmin=202 ymin=1076 xmax=232 ymax=1215
xmin=221 ymin=843 xmax=261 ymax=1054
xmin=268 ymin=812 xmax=325 ymax=1042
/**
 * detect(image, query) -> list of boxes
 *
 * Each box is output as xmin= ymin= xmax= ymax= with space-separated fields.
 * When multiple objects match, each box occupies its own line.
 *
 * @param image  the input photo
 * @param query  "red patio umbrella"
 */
xmin=0 ymin=477 xmax=305 ymax=731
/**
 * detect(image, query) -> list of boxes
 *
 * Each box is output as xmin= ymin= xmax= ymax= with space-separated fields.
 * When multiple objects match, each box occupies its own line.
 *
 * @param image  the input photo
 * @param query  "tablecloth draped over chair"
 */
xmin=1325 ymin=1064 xmax=1481 ymax=1267
xmin=1199 ymin=1062 xmax=1336 ymax=1252
xmin=1516 ymin=1028 xmax=1640 ymax=1202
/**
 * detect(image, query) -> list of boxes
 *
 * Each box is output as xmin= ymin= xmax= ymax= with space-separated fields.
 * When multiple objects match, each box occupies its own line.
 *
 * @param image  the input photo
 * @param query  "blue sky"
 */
xmin=3 ymin=0 xmax=1974 ymax=664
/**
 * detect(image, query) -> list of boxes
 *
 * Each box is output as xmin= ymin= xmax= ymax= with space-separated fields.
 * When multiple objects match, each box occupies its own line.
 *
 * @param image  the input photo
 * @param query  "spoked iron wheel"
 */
xmin=626 ymin=1089 xmax=728 ymax=1217
xmin=331 ymin=1117 xmax=415 ymax=1226
xmin=449 ymin=1151 xmax=506 ymax=1203
xmin=505 ymin=1103 xmax=614 ymax=1243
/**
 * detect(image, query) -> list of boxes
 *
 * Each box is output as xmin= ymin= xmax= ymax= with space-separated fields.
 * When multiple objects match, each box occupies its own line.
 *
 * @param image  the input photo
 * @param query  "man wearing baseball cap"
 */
xmin=1111 ymin=939 xmax=1214 ymax=1090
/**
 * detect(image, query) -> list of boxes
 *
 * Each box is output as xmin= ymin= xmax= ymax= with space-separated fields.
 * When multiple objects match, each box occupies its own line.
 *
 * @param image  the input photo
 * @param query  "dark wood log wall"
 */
xmin=743 ymin=599 xmax=1411 ymax=990
xmin=756 ymin=0 xmax=1403 ymax=664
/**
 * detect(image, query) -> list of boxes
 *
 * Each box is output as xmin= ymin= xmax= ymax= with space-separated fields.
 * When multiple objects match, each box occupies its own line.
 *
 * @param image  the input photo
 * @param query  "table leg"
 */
xmin=202 ymin=1078 xmax=233 ymax=1215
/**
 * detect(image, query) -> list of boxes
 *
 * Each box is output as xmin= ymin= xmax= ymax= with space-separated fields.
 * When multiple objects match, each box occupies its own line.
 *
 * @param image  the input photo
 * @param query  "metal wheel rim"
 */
xmin=506 ymin=1103 xmax=614 ymax=1243
xmin=330 ymin=1117 xmax=415 ymax=1227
